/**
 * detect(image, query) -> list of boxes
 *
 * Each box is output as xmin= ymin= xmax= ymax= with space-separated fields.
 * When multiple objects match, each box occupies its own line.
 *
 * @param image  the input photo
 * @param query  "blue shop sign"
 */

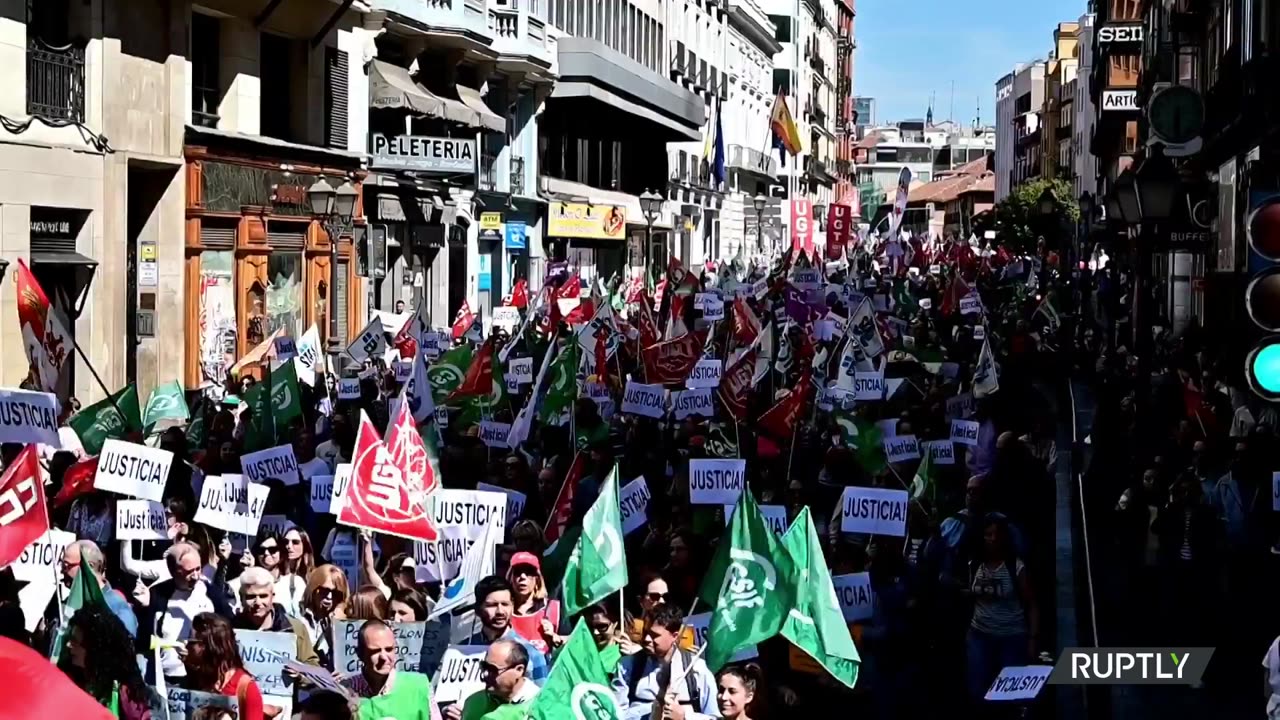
xmin=505 ymin=221 xmax=528 ymax=251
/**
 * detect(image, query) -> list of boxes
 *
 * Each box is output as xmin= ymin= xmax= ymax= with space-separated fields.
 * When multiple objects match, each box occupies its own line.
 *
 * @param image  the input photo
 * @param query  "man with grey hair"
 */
xmin=139 ymin=541 xmax=234 ymax=684
xmin=232 ymin=566 xmax=319 ymax=671
xmin=57 ymin=540 xmax=137 ymax=637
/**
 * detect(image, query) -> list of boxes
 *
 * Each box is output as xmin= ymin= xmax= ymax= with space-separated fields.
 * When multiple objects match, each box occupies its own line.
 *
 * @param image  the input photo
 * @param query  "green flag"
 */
xmin=270 ymin=361 xmax=303 ymax=427
xmin=526 ymin=620 xmax=621 ymax=720
xmin=455 ymin=346 xmax=509 ymax=428
xmin=910 ymin=451 xmax=935 ymax=503
xmin=142 ymin=381 xmax=189 ymax=431
xmin=697 ymin=487 xmax=796 ymax=672
xmin=428 ymin=346 xmax=474 ymax=404
xmin=779 ymin=508 xmax=861 ymax=688
xmin=69 ymin=385 xmax=142 ymax=455
xmin=51 ymin=565 xmax=107 ymax=663
xmin=537 ymin=340 xmax=579 ymax=424
xmin=187 ymin=405 xmax=207 ymax=449
xmin=562 ymin=465 xmax=628 ymax=616
xmin=833 ymin=409 xmax=887 ymax=476
xmin=240 ymin=380 xmax=274 ymax=452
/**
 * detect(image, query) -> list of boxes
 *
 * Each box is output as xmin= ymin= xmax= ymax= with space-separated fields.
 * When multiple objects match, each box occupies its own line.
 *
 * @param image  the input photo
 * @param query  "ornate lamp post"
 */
xmin=307 ymin=176 xmax=358 ymax=370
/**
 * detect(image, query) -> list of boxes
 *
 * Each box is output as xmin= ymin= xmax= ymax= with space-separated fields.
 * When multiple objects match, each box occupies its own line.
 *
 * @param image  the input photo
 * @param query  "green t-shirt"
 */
xmin=460 ymin=688 xmax=539 ymax=720
xmin=357 ymin=671 xmax=433 ymax=720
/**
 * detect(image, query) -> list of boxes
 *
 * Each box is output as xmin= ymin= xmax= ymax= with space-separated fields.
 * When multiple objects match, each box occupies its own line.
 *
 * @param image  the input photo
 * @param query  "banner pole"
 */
xmin=70 ymin=340 xmax=128 ymax=422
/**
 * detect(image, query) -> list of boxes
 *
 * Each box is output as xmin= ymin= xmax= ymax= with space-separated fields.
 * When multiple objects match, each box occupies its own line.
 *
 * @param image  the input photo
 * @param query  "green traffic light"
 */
xmin=1252 ymin=343 xmax=1280 ymax=395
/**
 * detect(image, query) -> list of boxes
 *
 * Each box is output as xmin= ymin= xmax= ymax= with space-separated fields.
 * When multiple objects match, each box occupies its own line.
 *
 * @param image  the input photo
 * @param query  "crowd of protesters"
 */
xmin=0 ymin=234 xmax=1092 ymax=719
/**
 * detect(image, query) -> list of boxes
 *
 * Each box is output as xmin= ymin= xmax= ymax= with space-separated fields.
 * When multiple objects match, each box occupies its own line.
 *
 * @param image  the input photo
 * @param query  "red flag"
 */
xmin=384 ymin=394 xmax=441 ymax=506
xmin=641 ymin=331 xmax=707 ymax=386
xmin=826 ymin=203 xmax=851 ymax=260
xmin=0 ymin=636 xmax=116 ymax=720
xmin=757 ymin=369 xmax=813 ymax=438
xmin=0 ymin=445 xmax=49 ymax=568
xmin=53 ymin=456 xmax=99 ymax=508
xmin=14 ymin=259 xmax=71 ymax=392
xmin=544 ymin=452 xmax=585 ymax=546
xmin=337 ymin=410 xmax=439 ymax=542
xmin=634 ymin=291 xmax=660 ymax=348
xmin=733 ymin=295 xmax=761 ymax=347
xmin=940 ymin=275 xmax=972 ymax=316
xmin=451 ymin=301 xmax=476 ymax=340
xmin=447 ymin=338 xmax=494 ymax=402
xmin=503 ymin=278 xmax=529 ymax=308
xmin=718 ymin=347 xmax=758 ymax=421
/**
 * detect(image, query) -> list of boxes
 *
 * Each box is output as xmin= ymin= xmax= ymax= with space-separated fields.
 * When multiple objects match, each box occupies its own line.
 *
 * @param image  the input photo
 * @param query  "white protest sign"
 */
xmin=973 ymin=325 xmax=987 ymax=340
xmin=929 ymin=264 xmax=941 ymax=275
xmin=115 ymin=499 xmax=168 ymax=541
xmin=0 ymin=388 xmax=60 ymax=446
xmin=686 ymin=358 xmax=723 ymax=389
xmin=688 ymin=458 xmax=746 ymax=505
xmin=882 ymin=434 xmax=920 ymax=463
xmin=508 ymin=357 xmax=534 ymax=385
xmin=94 ymin=439 xmax=174 ymax=502
xmin=700 ymin=295 xmax=725 ymax=321
xmin=923 ymin=440 xmax=956 ymax=465
xmin=492 ymin=306 xmax=521 ymax=330
xmin=432 ymin=645 xmax=488 ymax=707
xmin=832 ymin=572 xmax=875 ymax=621
xmin=672 ymin=387 xmax=715 ymax=420
xmin=338 ymin=378 xmax=361 ymax=399
xmin=815 ymin=319 xmax=836 ymax=341
xmin=330 ymin=463 xmax=353 ymax=515
xmin=960 ymin=294 xmax=983 ymax=316
xmin=619 ymin=477 xmax=650 ymax=535
xmin=309 ymin=475 xmax=335 ymax=514
xmin=793 ymin=268 xmax=821 ymax=290
xmin=985 ymin=665 xmax=1053 ymax=701
xmin=235 ymin=629 xmax=296 ymax=709
xmin=477 ymin=482 xmax=527 ymax=522
xmin=686 ymin=612 xmax=757 ymax=661
xmin=394 ymin=360 xmax=413 ymax=383
xmin=478 ymin=421 xmax=512 ymax=449
xmin=273 ymin=336 xmax=297 ymax=362
xmin=585 ymin=381 xmax=615 ymax=420
xmin=950 ymin=419 xmax=980 ymax=446
xmin=194 ymin=474 xmax=269 ymax=536
xmin=152 ymin=688 xmax=238 ymax=720
xmin=752 ymin=278 xmax=769 ymax=299
xmin=332 ymin=619 xmax=430 ymax=674
xmin=241 ymin=444 xmax=300 ymax=485
xmin=840 ymin=486 xmax=909 ymax=536
xmin=621 ymin=381 xmax=666 ymax=419
xmin=413 ymin=490 xmax=507 ymax=582
xmin=724 ymin=503 xmax=787 ymax=535
xmin=853 ymin=372 xmax=885 ymax=401
xmin=11 ymin=528 xmax=75 ymax=582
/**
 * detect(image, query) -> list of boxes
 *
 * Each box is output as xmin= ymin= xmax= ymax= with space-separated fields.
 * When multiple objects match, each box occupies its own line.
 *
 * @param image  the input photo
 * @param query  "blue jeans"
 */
xmin=966 ymin=628 xmax=1027 ymax=701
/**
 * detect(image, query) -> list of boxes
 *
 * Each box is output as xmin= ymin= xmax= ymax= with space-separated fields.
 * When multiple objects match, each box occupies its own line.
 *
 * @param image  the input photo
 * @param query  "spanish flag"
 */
xmin=770 ymin=90 xmax=803 ymax=156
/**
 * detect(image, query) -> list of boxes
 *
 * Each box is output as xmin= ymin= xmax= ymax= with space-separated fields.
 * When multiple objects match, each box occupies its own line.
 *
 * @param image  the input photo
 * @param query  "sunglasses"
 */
xmin=314 ymin=587 xmax=345 ymax=600
xmin=645 ymin=592 xmax=669 ymax=602
xmin=480 ymin=661 xmax=520 ymax=677
xmin=256 ymin=545 xmax=280 ymax=555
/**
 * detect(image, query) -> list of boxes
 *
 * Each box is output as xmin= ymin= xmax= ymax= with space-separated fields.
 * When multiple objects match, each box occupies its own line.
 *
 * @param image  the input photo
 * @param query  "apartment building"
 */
xmin=1042 ymin=22 xmax=1080 ymax=184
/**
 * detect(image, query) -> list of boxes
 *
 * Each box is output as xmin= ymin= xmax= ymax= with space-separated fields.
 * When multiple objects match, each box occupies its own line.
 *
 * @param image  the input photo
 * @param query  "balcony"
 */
xmin=809 ymin=52 xmax=827 ymax=78
xmin=488 ymin=4 xmax=555 ymax=70
xmin=805 ymin=156 xmax=835 ymax=185
xmin=727 ymin=144 xmax=777 ymax=178
xmin=27 ymin=38 xmax=85 ymax=124
xmin=369 ymin=0 xmax=492 ymax=48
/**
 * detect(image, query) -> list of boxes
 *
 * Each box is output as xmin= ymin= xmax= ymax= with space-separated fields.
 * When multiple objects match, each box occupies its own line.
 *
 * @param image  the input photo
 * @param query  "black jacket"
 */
xmin=138 ymin=577 xmax=235 ymax=680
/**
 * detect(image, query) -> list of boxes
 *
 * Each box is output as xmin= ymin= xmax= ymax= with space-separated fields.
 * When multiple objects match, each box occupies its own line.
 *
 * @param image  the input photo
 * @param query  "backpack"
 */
xmin=627 ymin=648 xmax=701 ymax=712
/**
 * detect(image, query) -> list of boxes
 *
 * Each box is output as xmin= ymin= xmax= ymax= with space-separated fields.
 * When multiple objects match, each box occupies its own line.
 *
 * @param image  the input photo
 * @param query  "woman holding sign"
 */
xmin=185 ymin=613 xmax=266 ymax=720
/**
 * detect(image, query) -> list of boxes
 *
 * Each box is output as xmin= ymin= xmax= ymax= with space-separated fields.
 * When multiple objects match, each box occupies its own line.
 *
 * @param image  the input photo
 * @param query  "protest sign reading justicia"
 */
xmin=11 ymin=528 xmax=75 ymax=582
xmin=115 ymin=499 xmax=168 ymax=541
xmin=241 ymin=444 xmax=300 ymax=485
xmin=831 ymin=572 xmax=875 ymax=621
xmin=476 ymin=482 xmax=526 ymax=523
xmin=724 ymin=502 xmax=788 ymax=535
xmin=93 ymin=439 xmax=174 ymax=502
xmin=194 ymin=474 xmax=269 ymax=537
xmin=619 ymin=477 xmax=650 ymax=535
xmin=412 ymin=490 xmax=506 ymax=582
xmin=0 ymin=387 xmax=59 ymax=446
xmin=840 ymin=486 xmax=909 ymax=536
xmin=432 ymin=645 xmax=488 ymax=708
xmin=688 ymin=458 xmax=746 ymax=505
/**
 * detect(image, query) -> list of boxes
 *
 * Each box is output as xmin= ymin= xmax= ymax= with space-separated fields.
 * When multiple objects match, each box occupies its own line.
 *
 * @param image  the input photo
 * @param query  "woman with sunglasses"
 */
xmin=183 ymin=613 xmax=265 ymax=720
xmin=302 ymin=565 xmax=349 ymax=670
xmin=58 ymin=604 xmax=152 ymax=719
xmin=505 ymin=552 xmax=561 ymax=654
xmin=279 ymin=526 xmax=315 ymax=617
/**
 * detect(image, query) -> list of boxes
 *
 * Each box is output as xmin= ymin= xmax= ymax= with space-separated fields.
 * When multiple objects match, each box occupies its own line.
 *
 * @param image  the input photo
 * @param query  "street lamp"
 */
xmin=1037 ymin=187 xmax=1058 ymax=216
xmin=308 ymin=176 xmax=358 ymax=367
xmin=1078 ymin=192 xmax=1094 ymax=225
xmin=1133 ymin=144 xmax=1179 ymax=221
xmin=639 ymin=190 xmax=663 ymax=286
xmin=1114 ymin=168 xmax=1141 ymax=225
xmin=752 ymin=193 xmax=767 ymax=254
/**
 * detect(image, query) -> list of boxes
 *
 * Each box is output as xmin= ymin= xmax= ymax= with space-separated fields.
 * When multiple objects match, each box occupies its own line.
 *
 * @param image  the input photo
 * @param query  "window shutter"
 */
xmin=200 ymin=218 xmax=238 ymax=249
xmin=324 ymin=46 xmax=349 ymax=150
xmin=335 ymin=257 xmax=350 ymax=341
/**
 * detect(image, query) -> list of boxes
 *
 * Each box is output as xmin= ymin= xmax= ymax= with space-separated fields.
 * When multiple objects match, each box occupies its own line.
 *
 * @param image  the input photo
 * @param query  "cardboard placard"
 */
xmin=923 ymin=440 xmax=956 ymax=465
xmin=194 ymin=474 xmax=269 ymax=536
xmin=508 ymin=357 xmax=534 ymax=385
xmin=882 ymin=434 xmax=920 ymax=463
xmin=832 ymin=572 xmax=875 ymax=621
xmin=853 ymin=372 xmax=885 ymax=401
xmin=478 ymin=421 xmax=512 ymax=449
xmin=950 ymin=419 xmax=980 ymax=446
xmin=671 ymin=388 xmax=715 ymax=420
xmin=985 ymin=665 xmax=1053 ymax=701
xmin=0 ymin=388 xmax=60 ymax=447
xmin=686 ymin=358 xmax=723 ymax=389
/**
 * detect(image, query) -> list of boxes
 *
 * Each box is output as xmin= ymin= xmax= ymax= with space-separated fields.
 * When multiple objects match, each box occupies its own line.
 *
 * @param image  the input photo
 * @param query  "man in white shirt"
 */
xmin=614 ymin=605 xmax=718 ymax=720
xmin=139 ymin=542 xmax=232 ymax=683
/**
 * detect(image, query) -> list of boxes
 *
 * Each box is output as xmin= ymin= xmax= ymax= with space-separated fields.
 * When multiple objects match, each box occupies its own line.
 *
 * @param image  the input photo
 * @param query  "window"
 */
xmin=1107 ymin=54 xmax=1140 ymax=87
xmin=198 ymin=249 xmax=235 ymax=386
xmin=335 ymin=257 xmax=350 ymax=342
xmin=260 ymin=33 xmax=295 ymax=141
xmin=267 ymin=252 xmax=304 ymax=340
xmin=191 ymin=12 xmax=220 ymax=128
xmin=770 ymin=14 xmax=791 ymax=43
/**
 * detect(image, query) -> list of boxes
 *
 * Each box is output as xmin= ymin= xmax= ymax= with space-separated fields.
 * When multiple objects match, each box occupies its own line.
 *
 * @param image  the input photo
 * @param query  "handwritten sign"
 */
xmin=621 ymin=381 xmax=666 ymax=419
xmin=882 ymin=434 xmax=920 ymax=463
xmin=832 ymin=572 xmax=875 ymax=621
xmin=840 ymin=486 xmax=909 ymax=536
xmin=116 ymin=499 xmax=168 ymax=541
xmin=235 ymin=629 xmax=296 ymax=708
xmin=94 ymin=440 xmax=174 ymax=502
xmin=332 ymin=619 xmax=430 ymax=674
xmin=950 ymin=419 xmax=980 ymax=446
xmin=620 ymin=477 xmax=650 ymax=535
xmin=689 ymin=459 xmax=746 ymax=505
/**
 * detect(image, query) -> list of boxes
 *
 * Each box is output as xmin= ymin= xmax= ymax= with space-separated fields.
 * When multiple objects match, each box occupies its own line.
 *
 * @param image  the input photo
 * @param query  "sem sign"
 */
xmin=369 ymin=133 xmax=476 ymax=173
xmin=1102 ymin=90 xmax=1138 ymax=111
xmin=1098 ymin=25 xmax=1144 ymax=44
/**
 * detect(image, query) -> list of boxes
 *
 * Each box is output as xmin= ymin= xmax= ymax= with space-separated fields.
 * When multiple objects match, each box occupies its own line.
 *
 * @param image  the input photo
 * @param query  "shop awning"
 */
xmin=368 ymin=60 xmax=492 ymax=131
xmin=456 ymin=84 xmax=506 ymax=134
xmin=29 ymin=250 xmax=98 ymax=268
xmin=551 ymin=81 xmax=701 ymax=142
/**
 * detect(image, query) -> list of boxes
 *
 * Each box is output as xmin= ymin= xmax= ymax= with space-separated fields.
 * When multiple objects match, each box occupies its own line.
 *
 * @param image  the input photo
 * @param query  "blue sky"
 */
xmin=856 ymin=0 xmax=1087 ymax=125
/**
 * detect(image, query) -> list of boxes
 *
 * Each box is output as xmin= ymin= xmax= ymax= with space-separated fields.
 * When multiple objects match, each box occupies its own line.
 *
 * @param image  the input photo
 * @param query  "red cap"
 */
xmin=508 ymin=551 xmax=542 ymax=574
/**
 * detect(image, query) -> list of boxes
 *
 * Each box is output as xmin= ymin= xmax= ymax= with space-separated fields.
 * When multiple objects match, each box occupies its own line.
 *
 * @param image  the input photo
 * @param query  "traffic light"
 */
xmin=1245 ymin=193 xmax=1280 ymax=400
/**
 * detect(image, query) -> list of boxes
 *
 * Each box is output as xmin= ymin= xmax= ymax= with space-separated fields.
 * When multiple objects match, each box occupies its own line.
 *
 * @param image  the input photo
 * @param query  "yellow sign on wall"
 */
xmin=479 ymin=212 xmax=503 ymax=232
xmin=548 ymin=202 xmax=627 ymax=241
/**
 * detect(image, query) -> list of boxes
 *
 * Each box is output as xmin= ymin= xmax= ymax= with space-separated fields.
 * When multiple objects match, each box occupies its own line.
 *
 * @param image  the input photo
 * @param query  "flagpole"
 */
xmin=70 ymin=340 xmax=129 ymax=422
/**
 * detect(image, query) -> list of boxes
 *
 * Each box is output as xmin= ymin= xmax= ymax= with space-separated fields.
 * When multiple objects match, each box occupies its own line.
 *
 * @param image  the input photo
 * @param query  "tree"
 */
xmin=993 ymin=178 xmax=1080 ymax=253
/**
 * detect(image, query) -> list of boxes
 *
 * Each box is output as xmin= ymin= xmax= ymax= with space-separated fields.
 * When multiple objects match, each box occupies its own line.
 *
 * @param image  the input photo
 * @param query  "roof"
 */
xmin=855 ymin=132 xmax=883 ymax=150
xmin=906 ymin=155 xmax=993 ymax=204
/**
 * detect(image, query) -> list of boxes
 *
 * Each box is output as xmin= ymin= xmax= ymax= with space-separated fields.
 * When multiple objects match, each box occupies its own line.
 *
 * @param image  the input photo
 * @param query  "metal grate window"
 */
xmin=268 ymin=228 xmax=307 ymax=250
xmin=324 ymin=46 xmax=349 ymax=150
xmin=200 ymin=219 xmax=237 ymax=249
xmin=335 ymin=257 xmax=349 ymax=341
